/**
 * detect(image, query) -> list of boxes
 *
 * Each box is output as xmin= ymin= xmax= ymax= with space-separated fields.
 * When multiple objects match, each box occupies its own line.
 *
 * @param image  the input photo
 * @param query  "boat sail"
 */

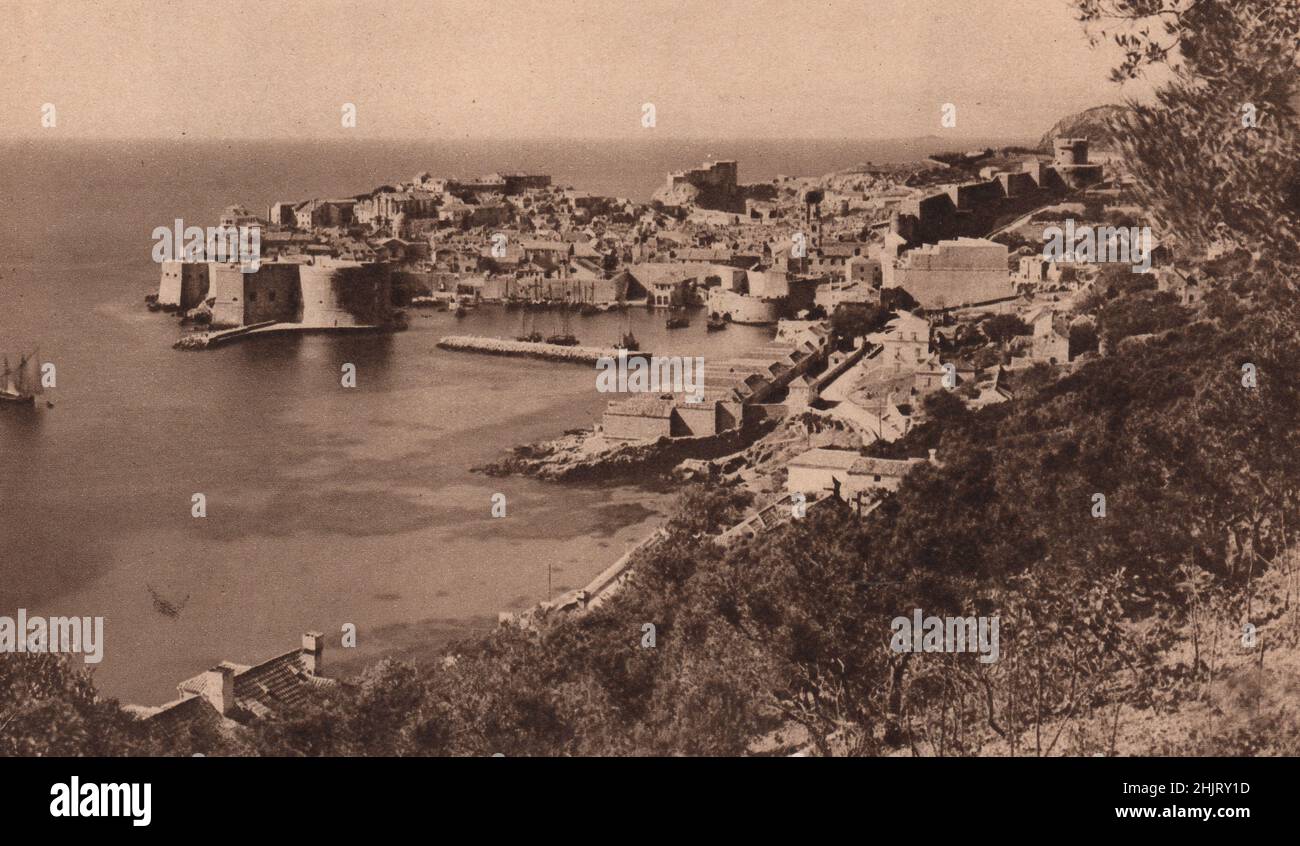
xmin=545 ymin=263 xmax=579 ymax=346
xmin=1 ymin=350 xmax=41 ymax=406
xmin=614 ymin=308 xmax=639 ymax=351
xmin=516 ymin=282 xmax=543 ymax=342
xmin=546 ymin=296 xmax=579 ymax=346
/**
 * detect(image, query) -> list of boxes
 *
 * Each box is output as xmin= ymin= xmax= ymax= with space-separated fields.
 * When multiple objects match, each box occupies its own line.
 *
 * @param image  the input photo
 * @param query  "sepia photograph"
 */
xmin=1 ymin=0 xmax=1297 ymax=829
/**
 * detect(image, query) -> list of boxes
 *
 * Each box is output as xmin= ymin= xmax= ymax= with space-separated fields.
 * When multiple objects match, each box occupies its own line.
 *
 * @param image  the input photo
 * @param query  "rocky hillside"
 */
xmin=1038 ymin=104 xmax=1128 ymax=151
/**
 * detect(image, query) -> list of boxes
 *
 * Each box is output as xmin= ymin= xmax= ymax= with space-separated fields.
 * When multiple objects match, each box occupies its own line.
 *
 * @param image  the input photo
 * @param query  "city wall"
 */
xmin=162 ymin=259 xmax=393 ymax=330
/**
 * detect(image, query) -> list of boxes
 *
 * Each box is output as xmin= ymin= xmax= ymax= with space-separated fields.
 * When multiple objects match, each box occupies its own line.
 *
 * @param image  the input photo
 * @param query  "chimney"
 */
xmin=302 ymin=631 xmax=324 ymax=676
xmin=203 ymin=663 xmax=237 ymax=716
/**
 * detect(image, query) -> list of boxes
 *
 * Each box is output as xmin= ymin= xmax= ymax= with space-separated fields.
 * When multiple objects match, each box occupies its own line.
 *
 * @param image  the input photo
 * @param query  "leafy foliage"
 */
xmin=1076 ymin=0 xmax=1300 ymax=258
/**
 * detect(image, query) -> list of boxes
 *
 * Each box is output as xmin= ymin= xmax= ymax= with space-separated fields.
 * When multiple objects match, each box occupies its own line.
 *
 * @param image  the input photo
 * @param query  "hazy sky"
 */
xmin=1 ymin=0 xmax=1150 ymax=140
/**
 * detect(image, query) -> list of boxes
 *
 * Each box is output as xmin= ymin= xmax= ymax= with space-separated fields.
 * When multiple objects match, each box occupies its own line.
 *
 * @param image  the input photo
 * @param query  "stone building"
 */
xmin=1026 ymin=306 xmax=1071 ymax=364
xmin=602 ymin=395 xmax=680 ymax=441
xmin=891 ymin=238 xmax=1011 ymax=310
xmin=785 ymin=447 xmax=932 ymax=499
xmin=157 ymin=260 xmax=211 ymax=311
xmin=196 ymin=258 xmax=392 ymax=329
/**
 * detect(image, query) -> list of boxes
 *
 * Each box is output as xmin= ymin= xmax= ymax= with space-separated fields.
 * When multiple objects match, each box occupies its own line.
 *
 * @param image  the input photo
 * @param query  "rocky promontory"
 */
xmin=474 ymin=420 xmax=778 ymax=483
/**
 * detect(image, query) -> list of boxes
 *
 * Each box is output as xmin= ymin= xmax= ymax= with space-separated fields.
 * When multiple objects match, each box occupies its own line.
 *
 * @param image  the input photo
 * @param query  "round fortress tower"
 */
xmin=298 ymin=258 xmax=393 ymax=328
xmin=1053 ymin=137 xmax=1090 ymax=167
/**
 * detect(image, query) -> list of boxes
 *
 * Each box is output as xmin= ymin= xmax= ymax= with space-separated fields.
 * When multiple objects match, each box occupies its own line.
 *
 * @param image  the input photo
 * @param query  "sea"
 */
xmin=0 ymin=136 xmax=1018 ymax=703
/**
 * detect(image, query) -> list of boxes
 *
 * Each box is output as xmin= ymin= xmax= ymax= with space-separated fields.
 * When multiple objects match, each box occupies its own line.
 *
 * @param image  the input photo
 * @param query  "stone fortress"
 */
xmin=158 ymin=257 xmax=395 ymax=330
xmin=878 ymin=137 xmax=1106 ymax=309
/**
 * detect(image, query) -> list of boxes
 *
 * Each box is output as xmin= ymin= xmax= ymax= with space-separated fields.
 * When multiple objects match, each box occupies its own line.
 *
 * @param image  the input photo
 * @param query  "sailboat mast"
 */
xmin=17 ymin=349 xmax=40 ymax=395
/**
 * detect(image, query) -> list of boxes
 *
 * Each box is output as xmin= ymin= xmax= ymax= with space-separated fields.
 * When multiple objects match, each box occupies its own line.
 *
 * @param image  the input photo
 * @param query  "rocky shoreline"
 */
xmin=473 ymin=419 xmax=779 ymax=482
xmin=675 ymin=410 xmax=863 ymax=487
xmin=474 ymin=408 xmax=866 ymax=488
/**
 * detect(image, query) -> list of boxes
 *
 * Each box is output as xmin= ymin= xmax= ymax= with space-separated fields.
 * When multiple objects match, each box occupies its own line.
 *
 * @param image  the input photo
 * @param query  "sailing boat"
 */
xmin=546 ymin=297 xmax=580 ymax=346
xmin=579 ymin=281 xmax=600 ymax=316
xmin=0 ymin=350 xmax=40 ymax=407
xmin=613 ymin=308 xmax=639 ymax=352
xmin=546 ymin=264 xmax=579 ymax=346
xmin=516 ymin=306 xmax=543 ymax=343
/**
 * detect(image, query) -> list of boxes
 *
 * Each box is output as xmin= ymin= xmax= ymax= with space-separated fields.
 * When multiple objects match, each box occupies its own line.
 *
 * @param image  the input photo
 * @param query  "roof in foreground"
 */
xmin=788 ymin=447 xmax=861 ymax=470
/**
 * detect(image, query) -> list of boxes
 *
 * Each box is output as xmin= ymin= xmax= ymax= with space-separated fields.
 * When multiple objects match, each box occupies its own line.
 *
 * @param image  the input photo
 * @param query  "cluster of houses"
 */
xmin=779 ymin=291 xmax=1082 ymax=505
xmin=601 ymin=321 xmax=834 ymax=441
xmin=158 ymin=134 xmax=1116 ymax=341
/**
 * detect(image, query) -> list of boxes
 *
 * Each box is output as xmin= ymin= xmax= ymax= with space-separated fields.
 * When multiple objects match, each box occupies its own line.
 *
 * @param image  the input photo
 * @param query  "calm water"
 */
xmin=0 ymin=137 xmax=1014 ymax=703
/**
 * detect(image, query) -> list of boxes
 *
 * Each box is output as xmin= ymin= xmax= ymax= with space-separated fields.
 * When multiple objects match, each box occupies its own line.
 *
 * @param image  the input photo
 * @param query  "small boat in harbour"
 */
xmin=546 ymin=304 xmax=580 ymax=345
xmin=706 ymin=314 xmax=728 ymax=331
xmin=516 ymin=308 xmax=543 ymax=342
xmin=614 ymin=309 xmax=639 ymax=350
xmin=665 ymin=307 xmax=690 ymax=330
xmin=1 ymin=350 xmax=41 ymax=407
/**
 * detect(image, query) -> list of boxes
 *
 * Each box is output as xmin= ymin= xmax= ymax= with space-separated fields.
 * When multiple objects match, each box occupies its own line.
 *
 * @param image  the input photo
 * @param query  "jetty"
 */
xmin=174 ymin=321 xmax=385 ymax=350
xmin=437 ymin=334 xmax=646 ymax=365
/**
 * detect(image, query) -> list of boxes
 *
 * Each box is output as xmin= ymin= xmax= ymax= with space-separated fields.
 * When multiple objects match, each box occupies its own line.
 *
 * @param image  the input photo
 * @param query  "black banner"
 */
xmin=0 ymin=755 xmax=1278 ymax=833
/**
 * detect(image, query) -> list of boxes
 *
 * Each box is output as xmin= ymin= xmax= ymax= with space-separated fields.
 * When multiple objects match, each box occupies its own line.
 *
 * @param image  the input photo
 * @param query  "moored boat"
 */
xmin=1 ymin=350 xmax=41 ymax=407
xmin=545 ymin=302 xmax=580 ymax=346
xmin=516 ymin=308 xmax=543 ymax=342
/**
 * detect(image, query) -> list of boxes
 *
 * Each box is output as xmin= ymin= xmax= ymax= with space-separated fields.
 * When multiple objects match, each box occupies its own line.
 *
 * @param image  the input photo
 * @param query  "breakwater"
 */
xmin=173 ymin=321 xmax=383 ymax=349
xmin=437 ymin=334 xmax=647 ymax=365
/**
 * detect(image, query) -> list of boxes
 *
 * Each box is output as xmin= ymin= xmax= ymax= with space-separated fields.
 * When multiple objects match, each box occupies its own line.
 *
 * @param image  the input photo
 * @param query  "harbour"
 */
xmin=0 ymin=127 xmax=1042 ymax=706
xmin=0 ymin=137 xmax=780 ymax=703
